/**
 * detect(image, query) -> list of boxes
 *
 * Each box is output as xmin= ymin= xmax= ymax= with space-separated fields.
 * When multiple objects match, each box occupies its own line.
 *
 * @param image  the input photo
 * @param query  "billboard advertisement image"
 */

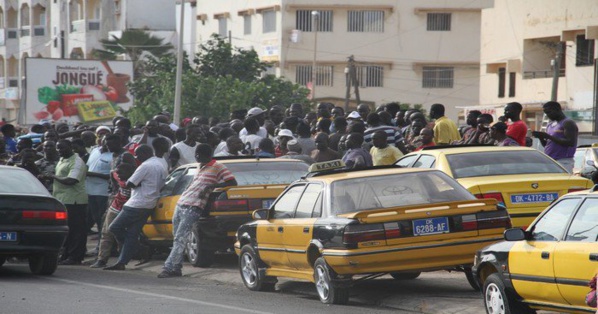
xmin=24 ymin=58 xmax=134 ymax=125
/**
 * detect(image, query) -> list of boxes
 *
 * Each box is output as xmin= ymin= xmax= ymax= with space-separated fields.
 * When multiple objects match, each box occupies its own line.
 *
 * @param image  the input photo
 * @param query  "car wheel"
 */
xmin=29 ymin=253 xmax=58 ymax=275
xmin=313 ymin=257 xmax=349 ymax=305
xmin=186 ymin=227 xmax=214 ymax=268
xmin=390 ymin=272 xmax=421 ymax=280
xmin=239 ymin=245 xmax=276 ymax=291
xmin=483 ymin=273 xmax=535 ymax=314
xmin=464 ymin=267 xmax=480 ymax=291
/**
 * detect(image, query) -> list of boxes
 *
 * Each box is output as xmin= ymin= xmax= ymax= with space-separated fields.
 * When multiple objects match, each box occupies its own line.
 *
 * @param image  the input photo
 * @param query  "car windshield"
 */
xmin=183 ymin=161 xmax=309 ymax=186
xmin=446 ymin=150 xmax=567 ymax=179
xmin=0 ymin=168 xmax=50 ymax=196
xmin=330 ymin=171 xmax=475 ymax=214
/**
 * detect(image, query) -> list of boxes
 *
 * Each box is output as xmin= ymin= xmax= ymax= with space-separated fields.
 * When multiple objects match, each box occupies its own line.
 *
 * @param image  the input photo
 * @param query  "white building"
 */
xmin=0 ymin=0 xmax=176 ymax=123
xmin=478 ymin=0 xmax=598 ymax=133
xmin=193 ymin=0 xmax=493 ymax=120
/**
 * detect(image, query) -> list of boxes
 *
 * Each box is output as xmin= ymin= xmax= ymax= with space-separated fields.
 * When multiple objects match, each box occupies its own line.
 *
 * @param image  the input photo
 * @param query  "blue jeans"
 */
xmin=163 ymin=204 xmax=201 ymax=272
xmin=109 ymin=205 xmax=153 ymax=265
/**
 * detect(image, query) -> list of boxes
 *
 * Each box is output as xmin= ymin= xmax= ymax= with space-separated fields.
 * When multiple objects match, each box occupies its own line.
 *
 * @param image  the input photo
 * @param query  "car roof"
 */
xmin=413 ymin=146 xmax=537 ymax=156
xmin=305 ymin=167 xmax=437 ymax=184
xmin=173 ymin=158 xmax=307 ymax=171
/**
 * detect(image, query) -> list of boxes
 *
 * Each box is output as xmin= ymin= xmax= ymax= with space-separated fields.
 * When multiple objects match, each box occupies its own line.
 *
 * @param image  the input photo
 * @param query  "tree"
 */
xmin=93 ymin=29 xmax=174 ymax=76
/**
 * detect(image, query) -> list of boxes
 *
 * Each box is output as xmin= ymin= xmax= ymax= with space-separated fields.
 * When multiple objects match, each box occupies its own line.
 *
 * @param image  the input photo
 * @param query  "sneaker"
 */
xmin=157 ymin=269 xmax=182 ymax=278
xmin=89 ymin=260 xmax=107 ymax=268
xmin=58 ymin=259 xmax=82 ymax=266
xmin=103 ymin=262 xmax=125 ymax=271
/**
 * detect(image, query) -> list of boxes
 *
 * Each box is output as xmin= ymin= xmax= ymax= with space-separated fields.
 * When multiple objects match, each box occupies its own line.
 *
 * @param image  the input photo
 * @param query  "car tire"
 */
xmin=483 ymin=273 xmax=535 ymax=314
xmin=29 ymin=253 xmax=58 ymax=275
xmin=186 ymin=227 xmax=214 ymax=268
xmin=239 ymin=245 xmax=276 ymax=291
xmin=464 ymin=267 xmax=480 ymax=291
xmin=390 ymin=272 xmax=421 ymax=280
xmin=314 ymin=257 xmax=349 ymax=305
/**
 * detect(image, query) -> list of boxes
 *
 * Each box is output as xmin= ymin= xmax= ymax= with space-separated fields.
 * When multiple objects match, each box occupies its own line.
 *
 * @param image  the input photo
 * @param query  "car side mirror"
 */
xmin=504 ymin=228 xmax=526 ymax=241
xmin=252 ymin=209 xmax=270 ymax=220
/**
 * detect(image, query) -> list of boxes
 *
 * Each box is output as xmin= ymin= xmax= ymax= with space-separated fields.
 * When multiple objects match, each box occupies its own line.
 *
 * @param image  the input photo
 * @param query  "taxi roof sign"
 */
xmin=308 ymin=160 xmax=346 ymax=173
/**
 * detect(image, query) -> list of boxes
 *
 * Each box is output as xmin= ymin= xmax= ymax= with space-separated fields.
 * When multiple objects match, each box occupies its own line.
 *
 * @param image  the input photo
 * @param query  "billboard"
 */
xmin=24 ymin=58 xmax=134 ymax=125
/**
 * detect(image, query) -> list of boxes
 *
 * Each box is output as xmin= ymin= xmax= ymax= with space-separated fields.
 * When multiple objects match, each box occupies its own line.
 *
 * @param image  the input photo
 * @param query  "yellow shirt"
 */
xmin=433 ymin=116 xmax=461 ymax=145
xmin=370 ymin=146 xmax=403 ymax=166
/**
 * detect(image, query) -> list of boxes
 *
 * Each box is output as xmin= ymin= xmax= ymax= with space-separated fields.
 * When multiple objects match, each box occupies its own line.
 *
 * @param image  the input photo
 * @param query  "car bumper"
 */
xmin=0 ymin=226 xmax=68 ymax=256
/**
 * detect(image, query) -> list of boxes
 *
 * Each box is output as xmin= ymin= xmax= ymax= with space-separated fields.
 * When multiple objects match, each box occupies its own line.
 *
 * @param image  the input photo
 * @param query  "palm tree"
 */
xmin=93 ymin=29 xmax=174 ymax=76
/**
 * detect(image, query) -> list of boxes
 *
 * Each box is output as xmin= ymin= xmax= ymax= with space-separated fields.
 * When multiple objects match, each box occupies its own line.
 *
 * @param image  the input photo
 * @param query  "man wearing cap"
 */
xmin=278 ymin=139 xmax=314 ymax=165
xmin=239 ymin=107 xmax=268 ymax=138
xmin=96 ymin=126 xmax=112 ymax=140
xmin=346 ymin=111 xmax=362 ymax=124
xmin=490 ymin=122 xmax=519 ymax=146
xmin=275 ymin=129 xmax=294 ymax=157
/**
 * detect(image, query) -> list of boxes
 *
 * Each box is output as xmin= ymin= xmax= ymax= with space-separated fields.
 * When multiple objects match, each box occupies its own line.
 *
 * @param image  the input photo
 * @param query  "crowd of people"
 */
xmin=0 ymin=99 xmax=577 ymax=272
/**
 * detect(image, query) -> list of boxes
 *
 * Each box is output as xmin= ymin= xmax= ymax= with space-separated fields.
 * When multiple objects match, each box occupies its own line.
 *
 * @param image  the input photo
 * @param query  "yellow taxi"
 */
xmin=235 ymin=161 xmax=510 ymax=304
xmin=396 ymin=146 xmax=593 ymax=228
xmin=473 ymin=187 xmax=598 ymax=314
xmin=142 ymin=157 xmax=309 ymax=267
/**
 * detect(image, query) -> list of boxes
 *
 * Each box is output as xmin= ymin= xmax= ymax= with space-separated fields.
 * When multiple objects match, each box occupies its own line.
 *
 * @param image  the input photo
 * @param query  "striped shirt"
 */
xmin=177 ymin=160 xmax=235 ymax=209
xmin=363 ymin=125 xmax=405 ymax=149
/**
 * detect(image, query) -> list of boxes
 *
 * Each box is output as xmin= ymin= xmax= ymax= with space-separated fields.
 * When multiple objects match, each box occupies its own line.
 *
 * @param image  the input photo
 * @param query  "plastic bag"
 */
xmin=586 ymin=275 xmax=597 ymax=308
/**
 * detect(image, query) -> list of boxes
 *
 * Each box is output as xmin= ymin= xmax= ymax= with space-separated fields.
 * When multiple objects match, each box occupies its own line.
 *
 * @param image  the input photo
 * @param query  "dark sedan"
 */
xmin=0 ymin=166 xmax=68 ymax=275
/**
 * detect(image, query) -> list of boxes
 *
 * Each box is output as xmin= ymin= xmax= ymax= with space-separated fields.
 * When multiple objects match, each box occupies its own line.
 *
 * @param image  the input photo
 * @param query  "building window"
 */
xmin=508 ymin=72 xmax=516 ymax=97
xmin=262 ymin=10 xmax=276 ymax=33
xmin=422 ymin=66 xmax=454 ymax=88
xmin=427 ymin=13 xmax=451 ymax=31
xmin=218 ymin=18 xmax=227 ymax=37
xmin=347 ymin=10 xmax=384 ymax=33
xmin=576 ymin=34 xmax=595 ymax=66
xmin=243 ymin=15 xmax=251 ymax=35
xmin=356 ymin=65 xmax=383 ymax=87
xmin=498 ymin=67 xmax=505 ymax=98
xmin=295 ymin=65 xmax=333 ymax=86
xmin=296 ymin=10 xmax=333 ymax=32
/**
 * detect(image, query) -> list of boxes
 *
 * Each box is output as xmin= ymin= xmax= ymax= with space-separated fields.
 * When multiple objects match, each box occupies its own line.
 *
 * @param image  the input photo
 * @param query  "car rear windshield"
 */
xmin=0 ymin=168 xmax=50 ymax=195
xmin=446 ymin=150 xmax=567 ymax=179
xmin=225 ymin=161 xmax=309 ymax=185
xmin=331 ymin=171 xmax=475 ymax=214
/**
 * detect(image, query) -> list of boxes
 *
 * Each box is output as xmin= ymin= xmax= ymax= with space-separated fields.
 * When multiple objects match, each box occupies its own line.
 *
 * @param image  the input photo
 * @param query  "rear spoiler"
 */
xmin=341 ymin=199 xmax=498 ymax=223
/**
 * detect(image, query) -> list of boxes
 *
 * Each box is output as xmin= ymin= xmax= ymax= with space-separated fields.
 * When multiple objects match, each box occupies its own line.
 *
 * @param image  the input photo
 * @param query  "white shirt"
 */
xmin=213 ymin=141 xmax=228 ymax=156
xmin=240 ymin=134 xmax=263 ymax=150
xmin=125 ymin=157 xmax=167 ymax=209
xmin=239 ymin=127 xmax=268 ymax=139
xmin=171 ymin=141 xmax=198 ymax=168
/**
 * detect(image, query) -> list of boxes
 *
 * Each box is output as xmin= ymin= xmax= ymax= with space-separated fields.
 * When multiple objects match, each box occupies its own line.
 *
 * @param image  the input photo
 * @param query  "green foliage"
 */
xmin=126 ymin=37 xmax=310 ymax=125
xmin=397 ymin=102 xmax=427 ymax=115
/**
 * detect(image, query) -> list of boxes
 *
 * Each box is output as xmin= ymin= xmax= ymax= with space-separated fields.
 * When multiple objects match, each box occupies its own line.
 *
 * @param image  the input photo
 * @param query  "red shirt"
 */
xmin=506 ymin=120 xmax=527 ymax=146
xmin=414 ymin=141 xmax=435 ymax=151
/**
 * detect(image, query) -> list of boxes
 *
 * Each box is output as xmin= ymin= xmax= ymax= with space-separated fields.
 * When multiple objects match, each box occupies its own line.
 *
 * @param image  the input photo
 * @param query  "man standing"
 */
xmin=414 ymin=128 xmax=436 ymax=151
xmin=159 ymin=144 xmax=237 ymax=278
xmin=105 ymin=145 xmax=167 ymax=270
xmin=239 ymin=107 xmax=268 ymax=138
xmin=342 ymin=133 xmax=373 ymax=169
xmin=490 ymin=122 xmax=519 ymax=146
xmin=1 ymin=123 xmax=18 ymax=154
xmin=311 ymin=133 xmax=340 ymax=162
xmin=363 ymin=113 xmax=408 ymax=154
xmin=532 ymin=101 xmax=578 ymax=173
xmin=357 ymin=104 xmax=371 ymax=121
xmin=453 ymin=110 xmax=481 ymax=144
xmin=278 ymin=139 xmax=314 ymax=165
xmin=169 ymin=124 xmax=201 ymax=169
xmin=46 ymin=139 xmax=88 ymax=265
xmin=370 ymin=130 xmax=403 ymax=166
xmin=504 ymin=102 xmax=528 ymax=146
xmin=430 ymin=104 xmax=460 ymax=145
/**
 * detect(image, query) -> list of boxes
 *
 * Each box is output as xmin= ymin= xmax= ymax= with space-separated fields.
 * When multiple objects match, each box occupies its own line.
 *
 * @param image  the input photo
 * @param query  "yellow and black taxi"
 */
xmin=396 ymin=146 xmax=592 ymax=228
xmin=473 ymin=187 xmax=598 ymax=314
xmin=234 ymin=160 xmax=511 ymax=304
xmin=142 ymin=157 xmax=309 ymax=267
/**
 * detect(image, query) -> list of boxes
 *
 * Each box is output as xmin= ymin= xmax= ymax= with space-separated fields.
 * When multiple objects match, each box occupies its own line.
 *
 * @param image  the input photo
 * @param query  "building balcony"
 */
xmin=70 ymin=19 xmax=101 ymax=33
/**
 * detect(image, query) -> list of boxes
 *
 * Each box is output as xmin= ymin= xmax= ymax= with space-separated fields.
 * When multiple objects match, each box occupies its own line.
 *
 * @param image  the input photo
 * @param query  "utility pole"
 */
xmin=344 ymin=56 xmax=353 ymax=112
xmin=311 ymin=11 xmax=319 ymax=101
xmin=173 ymin=0 xmax=185 ymax=125
xmin=550 ymin=42 xmax=563 ymax=102
xmin=351 ymin=59 xmax=361 ymax=105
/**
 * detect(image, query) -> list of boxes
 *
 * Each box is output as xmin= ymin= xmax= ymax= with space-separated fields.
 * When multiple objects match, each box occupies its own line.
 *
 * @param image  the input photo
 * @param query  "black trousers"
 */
xmin=61 ymin=204 xmax=88 ymax=262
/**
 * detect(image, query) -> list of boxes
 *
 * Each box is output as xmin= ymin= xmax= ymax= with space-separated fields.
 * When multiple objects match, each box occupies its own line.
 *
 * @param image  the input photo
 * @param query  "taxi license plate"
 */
xmin=413 ymin=217 xmax=449 ymax=236
xmin=0 ymin=232 xmax=17 ymax=241
xmin=510 ymin=192 xmax=558 ymax=204
xmin=262 ymin=199 xmax=275 ymax=209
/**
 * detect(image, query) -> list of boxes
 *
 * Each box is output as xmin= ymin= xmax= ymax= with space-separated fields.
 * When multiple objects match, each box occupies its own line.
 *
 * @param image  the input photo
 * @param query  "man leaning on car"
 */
xmin=158 ymin=143 xmax=237 ymax=278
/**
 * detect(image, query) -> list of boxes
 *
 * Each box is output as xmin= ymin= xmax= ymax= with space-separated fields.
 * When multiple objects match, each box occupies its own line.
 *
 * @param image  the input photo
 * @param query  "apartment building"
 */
xmin=479 ymin=0 xmax=598 ymax=133
xmin=0 ymin=0 xmax=176 ymax=123
xmin=194 ymin=0 xmax=493 ymax=120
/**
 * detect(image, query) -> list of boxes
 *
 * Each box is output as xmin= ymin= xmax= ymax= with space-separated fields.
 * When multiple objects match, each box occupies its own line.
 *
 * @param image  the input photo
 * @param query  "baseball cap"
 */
xmin=247 ymin=107 xmax=265 ymax=117
xmin=96 ymin=126 xmax=112 ymax=135
xmin=287 ymin=139 xmax=302 ymax=153
xmin=347 ymin=111 xmax=361 ymax=119
xmin=277 ymin=129 xmax=294 ymax=139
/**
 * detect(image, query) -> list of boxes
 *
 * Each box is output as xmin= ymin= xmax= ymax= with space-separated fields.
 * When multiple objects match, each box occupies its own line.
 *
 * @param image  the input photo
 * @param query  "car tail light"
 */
xmin=460 ymin=214 xmax=478 ymax=231
xmin=477 ymin=208 xmax=511 ymax=230
xmin=211 ymin=200 xmax=249 ymax=212
xmin=474 ymin=192 xmax=504 ymax=204
xmin=22 ymin=211 xmax=67 ymax=220
xmin=343 ymin=224 xmax=386 ymax=248
xmin=568 ymin=187 xmax=586 ymax=193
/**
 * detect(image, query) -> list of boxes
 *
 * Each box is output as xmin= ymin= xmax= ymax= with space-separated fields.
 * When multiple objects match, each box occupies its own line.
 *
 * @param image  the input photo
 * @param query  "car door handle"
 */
xmin=303 ymin=227 xmax=310 ymax=233
xmin=541 ymin=251 xmax=550 ymax=259
xmin=278 ymin=227 xmax=284 ymax=233
xmin=590 ymin=253 xmax=598 ymax=261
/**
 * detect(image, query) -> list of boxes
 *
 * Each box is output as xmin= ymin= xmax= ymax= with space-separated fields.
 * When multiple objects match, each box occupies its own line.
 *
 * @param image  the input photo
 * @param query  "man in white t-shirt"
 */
xmin=170 ymin=125 xmax=201 ymax=169
xmin=239 ymin=107 xmax=268 ymax=138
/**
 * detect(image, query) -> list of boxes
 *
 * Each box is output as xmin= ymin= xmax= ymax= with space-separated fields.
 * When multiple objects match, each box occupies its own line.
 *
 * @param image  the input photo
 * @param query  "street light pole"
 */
xmin=311 ymin=10 xmax=319 ymax=101
xmin=173 ymin=0 xmax=185 ymax=125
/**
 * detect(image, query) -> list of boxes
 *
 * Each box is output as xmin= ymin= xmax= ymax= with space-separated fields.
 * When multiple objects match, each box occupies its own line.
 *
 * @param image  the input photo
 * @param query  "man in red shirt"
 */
xmin=504 ymin=102 xmax=527 ymax=146
xmin=414 ymin=128 xmax=435 ymax=151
